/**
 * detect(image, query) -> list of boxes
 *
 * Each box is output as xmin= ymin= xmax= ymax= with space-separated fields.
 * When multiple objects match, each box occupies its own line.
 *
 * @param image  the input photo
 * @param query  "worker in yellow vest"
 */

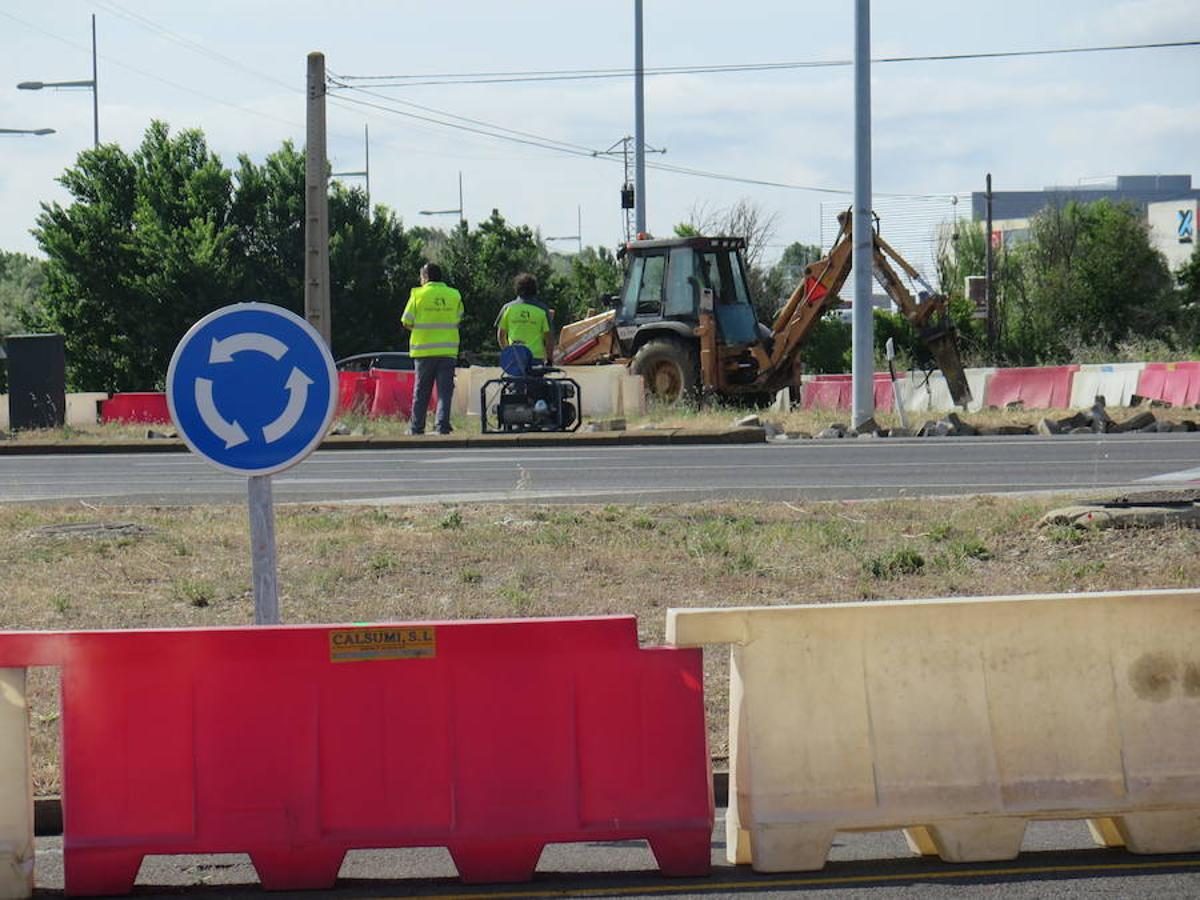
xmin=496 ymin=272 xmax=554 ymax=363
xmin=401 ymin=262 xmax=463 ymax=435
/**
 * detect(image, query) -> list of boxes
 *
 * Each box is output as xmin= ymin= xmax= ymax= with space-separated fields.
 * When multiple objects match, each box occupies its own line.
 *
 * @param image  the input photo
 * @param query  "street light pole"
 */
xmin=330 ymin=123 xmax=370 ymax=219
xmin=16 ymin=14 xmax=99 ymax=149
xmin=91 ymin=13 xmax=99 ymax=148
xmin=0 ymin=128 xmax=56 ymax=136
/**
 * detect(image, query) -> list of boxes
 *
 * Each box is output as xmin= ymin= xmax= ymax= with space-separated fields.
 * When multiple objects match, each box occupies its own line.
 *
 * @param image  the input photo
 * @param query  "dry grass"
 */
xmin=5 ymin=495 xmax=1200 ymax=796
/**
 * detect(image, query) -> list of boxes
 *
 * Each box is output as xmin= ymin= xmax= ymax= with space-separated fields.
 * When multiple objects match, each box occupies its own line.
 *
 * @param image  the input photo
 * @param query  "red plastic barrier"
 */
xmin=0 ymin=617 xmax=711 ymax=895
xmin=801 ymin=374 xmax=900 ymax=412
xmin=336 ymin=370 xmax=378 ymax=415
xmin=1135 ymin=362 xmax=1200 ymax=407
xmin=983 ymin=365 xmax=1079 ymax=410
xmin=99 ymin=392 xmax=171 ymax=424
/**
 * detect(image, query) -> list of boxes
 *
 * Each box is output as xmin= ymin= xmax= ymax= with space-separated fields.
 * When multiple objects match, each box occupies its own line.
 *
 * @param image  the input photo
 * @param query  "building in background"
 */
xmin=970 ymin=174 xmax=1200 ymax=268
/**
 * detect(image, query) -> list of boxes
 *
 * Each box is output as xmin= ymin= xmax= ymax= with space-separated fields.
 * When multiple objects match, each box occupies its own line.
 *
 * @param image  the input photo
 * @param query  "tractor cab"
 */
xmin=615 ymin=236 xmax=760 ymax=352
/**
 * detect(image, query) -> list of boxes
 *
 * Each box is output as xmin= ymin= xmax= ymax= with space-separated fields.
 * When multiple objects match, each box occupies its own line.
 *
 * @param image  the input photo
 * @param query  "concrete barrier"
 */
xmin=0 ymin=669 xmax=33 ymax=899
xmin=1070 ymin=363 xmax=1145 ymax=409
xmin=63 ymin=393 xmax=108 ymax=428
xmin=899 ymin=368 xmax=992 ymax=414
xmin=467 ymin=365 xmax=630 ymax=418
xmin=667 ymin=589 xmax=1200 ymax=873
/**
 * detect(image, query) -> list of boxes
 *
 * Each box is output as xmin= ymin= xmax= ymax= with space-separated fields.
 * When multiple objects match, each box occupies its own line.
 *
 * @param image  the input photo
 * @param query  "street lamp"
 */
xmin=17 ymin=14 xmax=99 ymax=149
xmin=546 ymin=206 xmax=583 ymax=254
xmin=331 ymin=123 xmax=370 ymax=220
xmin=0 ymin=128 xmax=56 ymax=136
xmin=418 ymin=171 xmax=465 ymax=227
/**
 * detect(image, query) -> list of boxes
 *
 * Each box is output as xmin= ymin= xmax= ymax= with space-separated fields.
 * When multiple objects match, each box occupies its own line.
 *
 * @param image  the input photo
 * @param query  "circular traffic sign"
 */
xmin=166 ymin=303 xmax=337 ymax=476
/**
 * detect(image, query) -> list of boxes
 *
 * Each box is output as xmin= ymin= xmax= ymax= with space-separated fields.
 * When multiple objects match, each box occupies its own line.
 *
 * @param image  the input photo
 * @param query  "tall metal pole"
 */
xmin=458 ymin=170 xmax=464 ymax=227
xmin=577 ymin=205 xmax=583 ymax=254
xmin=850 ymin=0 xmax=874 ymax=429
xmin=364 ymin=123 xmax=371 ymax=216
xmin=985 ymin=172 xmax=996 ymax=361
xmin=633 ymin=0 xmax=647 ymax=235
xmin=90 ymin=14 xmax=98 ymax=148
xmin=247 ymin=475 xmax=280 ymax=625
xmin=304 ymin=52 xmax=332 ymax=348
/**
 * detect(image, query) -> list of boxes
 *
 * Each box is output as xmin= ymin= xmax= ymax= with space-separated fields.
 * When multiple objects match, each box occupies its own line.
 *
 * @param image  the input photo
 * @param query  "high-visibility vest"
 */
xmin=401 ymin=282 xmax=463 ymax=358
xmin=498 ymin=301 xmax=550 ymax=360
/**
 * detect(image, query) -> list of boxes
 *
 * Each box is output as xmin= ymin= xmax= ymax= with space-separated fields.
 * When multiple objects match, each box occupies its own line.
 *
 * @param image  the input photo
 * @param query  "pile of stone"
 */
xmin=737 ymin=397 xmax=1197 ymax=441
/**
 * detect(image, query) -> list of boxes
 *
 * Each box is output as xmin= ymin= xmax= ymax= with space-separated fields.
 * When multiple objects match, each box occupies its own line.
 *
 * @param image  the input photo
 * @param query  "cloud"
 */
xmin=1097 ymin=0 xmax=1199 ymax=41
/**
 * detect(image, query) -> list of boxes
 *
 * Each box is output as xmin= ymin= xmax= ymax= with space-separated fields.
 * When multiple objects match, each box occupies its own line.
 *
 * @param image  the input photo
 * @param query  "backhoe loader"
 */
xmin=554 ymin=211 xmax=972 ymax=407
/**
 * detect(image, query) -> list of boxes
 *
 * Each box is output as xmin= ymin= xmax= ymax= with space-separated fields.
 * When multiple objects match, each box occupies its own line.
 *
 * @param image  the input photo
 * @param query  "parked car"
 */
xmin=334 ymin=352 xmax=413 ymax=372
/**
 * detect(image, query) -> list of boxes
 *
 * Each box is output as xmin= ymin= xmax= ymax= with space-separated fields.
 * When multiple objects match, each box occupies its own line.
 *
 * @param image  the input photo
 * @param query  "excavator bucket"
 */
xmin=920 ymin=321 xmax=973 ymax=408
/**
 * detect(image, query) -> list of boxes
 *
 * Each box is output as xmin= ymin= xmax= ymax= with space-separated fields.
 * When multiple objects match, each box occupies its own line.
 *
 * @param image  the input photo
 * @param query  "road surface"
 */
xmin=2 ymin=432 xmax=1199 ymax=506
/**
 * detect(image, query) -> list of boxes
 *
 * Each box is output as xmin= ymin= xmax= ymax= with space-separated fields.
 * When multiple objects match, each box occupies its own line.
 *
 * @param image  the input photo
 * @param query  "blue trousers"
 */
xmin=411 ymin=357 xmax=456 ymax=433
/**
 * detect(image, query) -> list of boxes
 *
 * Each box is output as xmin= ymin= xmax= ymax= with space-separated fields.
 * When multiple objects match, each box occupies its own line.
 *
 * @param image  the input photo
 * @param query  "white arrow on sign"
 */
xmin=209 ymin=332 xmax=288 ymax=364
xmin=262 ymin=367 xmax=314 ymax=444
xmin=195 ymin=377 xmax=249 ymax=448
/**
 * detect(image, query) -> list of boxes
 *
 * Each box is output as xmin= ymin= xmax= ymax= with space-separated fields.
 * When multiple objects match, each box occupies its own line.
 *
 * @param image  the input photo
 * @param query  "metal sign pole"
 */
xmin=247 ymin=475 xmax=280 ymax=625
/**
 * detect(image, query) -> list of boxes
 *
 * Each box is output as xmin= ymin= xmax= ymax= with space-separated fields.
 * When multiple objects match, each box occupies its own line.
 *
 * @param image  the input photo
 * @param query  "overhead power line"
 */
xmin=329 ymin=39 xmax=1200 ymax=87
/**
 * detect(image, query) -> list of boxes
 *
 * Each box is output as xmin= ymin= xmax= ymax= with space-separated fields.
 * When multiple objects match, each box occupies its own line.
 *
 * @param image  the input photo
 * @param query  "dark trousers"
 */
xmin=411 ymin=357 xmax=456 ymax=433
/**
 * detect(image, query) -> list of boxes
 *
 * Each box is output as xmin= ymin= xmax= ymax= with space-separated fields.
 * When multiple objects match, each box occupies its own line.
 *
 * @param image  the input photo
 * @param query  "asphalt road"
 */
xmin=2 ymin=432 xmax=1200 ymax=506
xmin=30 ymin=813 xmax=1200 ymax=898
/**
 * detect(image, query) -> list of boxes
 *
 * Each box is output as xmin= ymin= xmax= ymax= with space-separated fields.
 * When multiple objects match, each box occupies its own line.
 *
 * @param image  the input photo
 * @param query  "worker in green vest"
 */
xmin=496 ymin=272 xmax=554 ymax=363
xmin=401 ymin=262 xmax=463 ymax=435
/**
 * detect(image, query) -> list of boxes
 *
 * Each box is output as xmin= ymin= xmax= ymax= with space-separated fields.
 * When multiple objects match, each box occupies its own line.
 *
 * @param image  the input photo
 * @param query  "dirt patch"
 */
xmin=4 ymin=495 xmax=1199 ymax=794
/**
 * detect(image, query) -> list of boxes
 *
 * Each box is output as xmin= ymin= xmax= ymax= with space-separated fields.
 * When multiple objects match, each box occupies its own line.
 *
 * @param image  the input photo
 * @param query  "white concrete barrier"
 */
xmin=0 ymin=669 xmax=33 ymax=899
xmin=465 ymin=364 xmax=629 ymax=419
xmin=1070 ymin=363 xmax=1145 ymax=409
xmin=65 ymin=392 xmax=109 ymax=427
xmin=901 ymin=368 xmax=993 ymax=413
xmin=667 ymin=589 xmax=1200 ymax=872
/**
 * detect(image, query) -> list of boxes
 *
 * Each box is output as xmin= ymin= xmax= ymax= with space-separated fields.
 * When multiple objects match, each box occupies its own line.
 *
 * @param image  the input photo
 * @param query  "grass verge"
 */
xmin=5 ymin=495 xmax=1198 ymax=796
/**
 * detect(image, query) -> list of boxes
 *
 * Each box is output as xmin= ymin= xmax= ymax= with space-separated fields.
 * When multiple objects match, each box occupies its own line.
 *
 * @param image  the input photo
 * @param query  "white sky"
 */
xmin=1 ymin=0 xmax=1197 ymax=264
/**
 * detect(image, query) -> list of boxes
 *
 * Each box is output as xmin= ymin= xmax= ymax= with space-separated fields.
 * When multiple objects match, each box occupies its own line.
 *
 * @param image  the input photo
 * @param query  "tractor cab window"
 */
xmin=699 ymin=250 xmax=752 ymax=306
xmin=664 ymin=248 xmax=697 ymax=317
xmin=621 ymin=253 xmax=666 ymax=319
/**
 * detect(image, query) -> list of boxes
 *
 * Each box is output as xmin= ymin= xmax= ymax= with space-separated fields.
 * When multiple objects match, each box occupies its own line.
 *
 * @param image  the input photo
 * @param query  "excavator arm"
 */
xmin=760 ymin=211 xmax=973 ymax=407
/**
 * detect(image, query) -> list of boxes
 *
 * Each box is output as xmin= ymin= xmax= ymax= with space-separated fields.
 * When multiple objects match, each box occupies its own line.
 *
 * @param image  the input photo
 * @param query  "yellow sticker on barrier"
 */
xmin=329 ymin=626 xmax=436 ymax=662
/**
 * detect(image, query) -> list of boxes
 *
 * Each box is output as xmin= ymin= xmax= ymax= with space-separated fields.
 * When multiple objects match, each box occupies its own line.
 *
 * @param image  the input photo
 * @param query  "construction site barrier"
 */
xmin=98 ymin=393 xmax=171 ymax=425
xmin=800 ymin=375 xmax=899 ymax=412
xmin=335 ymin=370 xmax=377 ymax=415
xmin=667 ymin=589 xmax=1200 ymax=873
xmin=983 ymin=365 xmax=1079 ymax=410
xmin=1135 ymin=362 xmax=1200 ymax=407
xmin=0 ymin=618 xmax=712 ymax=896
xmin=0 ymin=669 xmax=32 ymax=899
xmin=900 ymin=368 xmax=993 ymax=414
xmin=64 ymin=393 xmax=109 ymax=427
xmin=1070 ymin=363 xmax=1146 ymax=409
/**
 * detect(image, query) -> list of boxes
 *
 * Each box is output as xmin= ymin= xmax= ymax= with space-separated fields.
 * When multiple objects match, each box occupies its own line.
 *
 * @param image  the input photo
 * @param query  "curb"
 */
xmin=33 ymin=770 xmax=731 ymax=836
xmin=0 ymin=427 xmax=765 ymax=456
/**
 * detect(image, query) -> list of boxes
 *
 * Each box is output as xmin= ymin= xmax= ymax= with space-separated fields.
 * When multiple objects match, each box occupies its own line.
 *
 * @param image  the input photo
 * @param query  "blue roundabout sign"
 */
xmin=167 ymin=303 xmax=337 ymax=476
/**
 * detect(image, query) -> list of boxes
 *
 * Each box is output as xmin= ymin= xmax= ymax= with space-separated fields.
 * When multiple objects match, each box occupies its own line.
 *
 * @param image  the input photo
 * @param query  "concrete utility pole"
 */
xmin=305 ymin=52 xmax=332 ymax=349
xmin=90 ymin=14 xmax=99 ymax=148
xmin=850 ymin=0 xmax=875 ymax=429
xmin=985 ymin=172 xmax=996 ymax=361
xmin=633 ymin=0 xmax=647 ymax=235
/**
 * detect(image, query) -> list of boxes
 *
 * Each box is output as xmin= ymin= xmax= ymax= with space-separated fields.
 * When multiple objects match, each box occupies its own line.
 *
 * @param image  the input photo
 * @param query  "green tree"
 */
xmin=562 ymin=245 xmax=622 ymax=322
xmin=0 ymin=251 xmax=45 ymax=337
xmin=32 ymin=123 xmax=422 ymax=390
xmin=1000 ymin=200 xmax=1175 ymax=363
xmin=34 ymin=122 xmax=239 ymax=391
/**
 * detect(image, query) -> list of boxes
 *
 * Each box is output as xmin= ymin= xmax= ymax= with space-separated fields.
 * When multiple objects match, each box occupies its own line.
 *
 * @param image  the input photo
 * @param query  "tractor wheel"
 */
xmin=631 ymin=338 xmax=699 ymax=404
